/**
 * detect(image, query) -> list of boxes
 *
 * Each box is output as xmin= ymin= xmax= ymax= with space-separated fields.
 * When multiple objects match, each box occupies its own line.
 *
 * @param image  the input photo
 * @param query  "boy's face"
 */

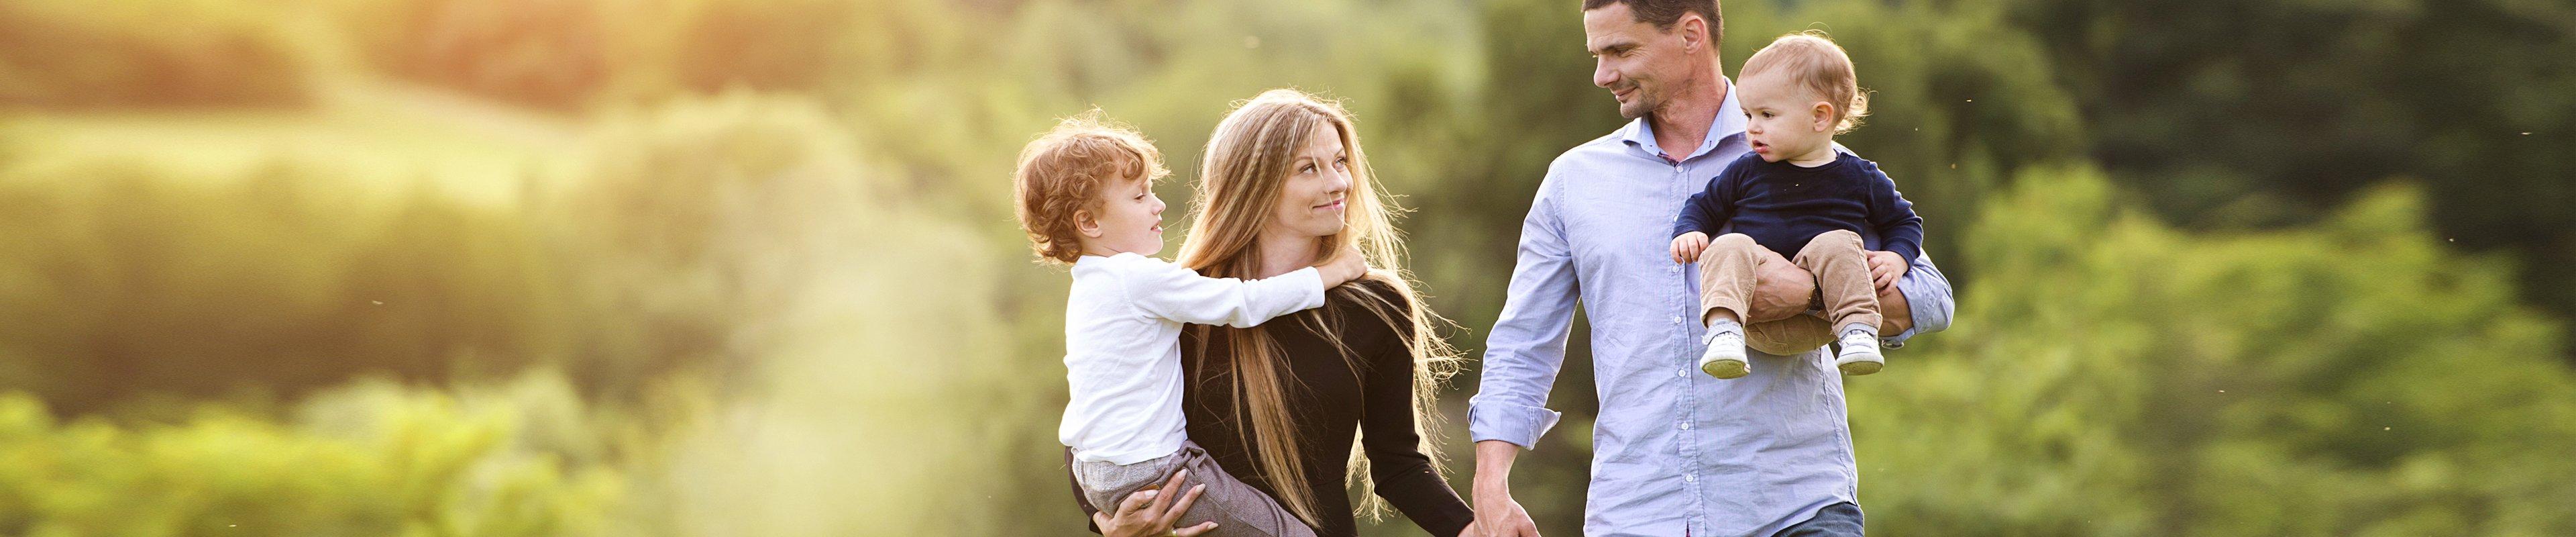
xmin=1737 ymin=70 xmax=1836 ymax=162
xmin=1077 ymin=173 xmax=1167 ymax=257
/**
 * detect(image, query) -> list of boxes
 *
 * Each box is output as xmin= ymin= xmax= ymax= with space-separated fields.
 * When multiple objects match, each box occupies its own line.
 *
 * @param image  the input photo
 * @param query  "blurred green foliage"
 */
xmin=0 ymin=163 xmax=554 ymax=411
xmin=0 ymin=375 xmax=625 ymax=536
xmin=0 ymin=0 xmax=2569 ymax=535
xmin=1853 ymin=168 xmax=2576 ymax=536
xmin=1992 ymin=0 xmax=2576 ymax=319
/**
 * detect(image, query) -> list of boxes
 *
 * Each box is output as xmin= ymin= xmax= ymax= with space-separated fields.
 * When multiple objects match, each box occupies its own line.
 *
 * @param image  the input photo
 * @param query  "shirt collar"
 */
xmin=1618 ymin=76 xmax=1746 ymax=162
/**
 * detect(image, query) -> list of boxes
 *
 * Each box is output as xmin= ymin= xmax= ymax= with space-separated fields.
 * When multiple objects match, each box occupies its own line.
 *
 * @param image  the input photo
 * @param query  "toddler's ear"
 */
xmin=1811 ymin=101 xmax=1837 ymax=132
xmin=1074 ymin=209 xmax=1105 ymax=238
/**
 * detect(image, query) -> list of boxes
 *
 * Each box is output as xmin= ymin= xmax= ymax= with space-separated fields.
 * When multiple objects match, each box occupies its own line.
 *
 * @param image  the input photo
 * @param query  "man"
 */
xmin=1466 ymin=1 xmax=1955 ymax=536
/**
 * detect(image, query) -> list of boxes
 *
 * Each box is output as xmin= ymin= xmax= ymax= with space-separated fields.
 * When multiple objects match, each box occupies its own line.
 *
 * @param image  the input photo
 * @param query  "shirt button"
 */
xmin=1684 ymin=475 xmax=1697 ymax=483
xmin=1678 ymin=368 xmax=1690 ymax=378
xmin=1670 ymin=315 xmax=1684 ymax=324
xmin=1678 ymin=421 xmax=1693 ymax=430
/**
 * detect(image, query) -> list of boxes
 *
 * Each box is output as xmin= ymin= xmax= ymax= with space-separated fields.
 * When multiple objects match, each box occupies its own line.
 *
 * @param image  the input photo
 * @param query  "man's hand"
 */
xmin=1867 ymin=250 xmax=1907 ymax=293
xmin=1669 ymin=232 xmax=1711 ymax=264
xmin=1316 ymin=244 xmax=1371 ymax=287
xmin=1472 ymin=440 xmax=1542 ymax=537
xmin=1747 ymin=247 xmax=1817 ymax=323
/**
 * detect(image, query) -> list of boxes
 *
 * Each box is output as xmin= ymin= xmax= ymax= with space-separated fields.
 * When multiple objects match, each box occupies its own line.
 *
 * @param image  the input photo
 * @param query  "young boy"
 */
xmin=1014 ymin=113 xmax=1356 ymax=536
xmin=1669 ymin=32 xmax=1924 ymax=379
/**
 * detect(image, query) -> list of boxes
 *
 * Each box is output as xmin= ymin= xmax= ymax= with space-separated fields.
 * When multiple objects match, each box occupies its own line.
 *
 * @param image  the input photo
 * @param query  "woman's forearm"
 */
xmin=1361 ymin=347 xmax=1474 ymax=536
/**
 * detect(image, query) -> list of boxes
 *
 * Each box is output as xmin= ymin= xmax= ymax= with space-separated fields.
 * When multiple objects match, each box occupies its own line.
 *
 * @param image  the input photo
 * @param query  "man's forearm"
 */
xmin=1878 ymin=283 xmax=1913 ymax=336
xmin=1473 ymin=440 xmax=1521 ymax=491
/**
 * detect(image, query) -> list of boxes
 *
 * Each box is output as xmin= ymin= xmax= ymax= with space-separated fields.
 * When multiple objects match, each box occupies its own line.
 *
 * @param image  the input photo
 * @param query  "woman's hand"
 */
xmin=1097 ymin=469 xmax=1219 ymax=537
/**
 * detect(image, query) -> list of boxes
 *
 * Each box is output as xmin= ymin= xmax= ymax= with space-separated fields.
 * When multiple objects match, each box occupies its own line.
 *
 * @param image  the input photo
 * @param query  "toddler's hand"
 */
xmin=1318 ymin=244 xmax=1370 ymax=287
xmin=1868 ymin=250 xmax=1908 ymax=293
xmin=1670 ymin=232 xmax=1711 ymax=264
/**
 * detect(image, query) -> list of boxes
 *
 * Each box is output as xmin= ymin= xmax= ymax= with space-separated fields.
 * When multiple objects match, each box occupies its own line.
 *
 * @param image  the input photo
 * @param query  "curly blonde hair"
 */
xmin=1012 ymin=111 xmax=1169 ymax=264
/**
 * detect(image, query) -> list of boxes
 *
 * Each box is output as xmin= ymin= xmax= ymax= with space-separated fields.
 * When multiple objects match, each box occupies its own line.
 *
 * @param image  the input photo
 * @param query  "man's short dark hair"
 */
xmin=1582 ymin=0 xmax=1721 ymax=44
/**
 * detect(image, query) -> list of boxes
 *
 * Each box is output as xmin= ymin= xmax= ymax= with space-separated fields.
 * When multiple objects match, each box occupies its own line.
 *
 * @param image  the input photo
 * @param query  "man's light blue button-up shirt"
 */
xmin=1468 ymin=79 xmax=1955 ymax=537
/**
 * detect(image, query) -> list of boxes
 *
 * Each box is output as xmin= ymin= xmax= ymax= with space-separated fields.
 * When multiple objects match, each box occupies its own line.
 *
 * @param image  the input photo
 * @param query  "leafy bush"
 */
xmin=0 ymin=374 xmax=622 ymax=536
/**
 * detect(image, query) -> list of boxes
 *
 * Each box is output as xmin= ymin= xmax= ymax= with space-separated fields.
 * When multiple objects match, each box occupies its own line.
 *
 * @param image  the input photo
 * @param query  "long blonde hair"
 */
xmin=1174 ymin=89 xmax=1464 ymax=525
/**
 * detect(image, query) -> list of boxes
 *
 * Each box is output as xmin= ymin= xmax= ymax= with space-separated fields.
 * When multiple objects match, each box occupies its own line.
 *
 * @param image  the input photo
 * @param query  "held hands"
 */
xmin=1668 ymin=232 xmax=1711 ymax=264
xmin=1316 ymin=244 xmax=1371 ymax=287
xmin=1866 ymin=250 xmax=1908 ymax=293
xmin=1470 ymin=485 xmax=1541 ymax=537
xmin=1470 ymin=493 xmax=1540 ymax=537
xmin=1096 ymin=469 xmax=1218 ymax=537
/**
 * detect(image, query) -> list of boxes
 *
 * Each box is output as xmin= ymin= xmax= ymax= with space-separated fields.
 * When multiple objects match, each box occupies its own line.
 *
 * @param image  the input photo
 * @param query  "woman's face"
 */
xmin=1264 ymin=125 xmax=1352 ymax=242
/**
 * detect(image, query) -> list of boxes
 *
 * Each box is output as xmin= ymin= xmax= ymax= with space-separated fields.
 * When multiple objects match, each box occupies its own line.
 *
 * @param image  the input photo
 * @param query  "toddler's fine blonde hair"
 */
xmin=1742 ymin=30 xmax=1872 ymax=134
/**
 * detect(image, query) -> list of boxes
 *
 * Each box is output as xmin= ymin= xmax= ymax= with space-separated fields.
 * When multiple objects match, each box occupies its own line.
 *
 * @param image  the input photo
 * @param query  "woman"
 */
xmin=1078 ymin=89 xmax=1475 ymax=537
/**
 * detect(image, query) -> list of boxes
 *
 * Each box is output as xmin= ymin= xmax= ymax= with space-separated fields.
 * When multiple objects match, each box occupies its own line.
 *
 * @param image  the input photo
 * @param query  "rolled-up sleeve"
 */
xmin=1468 ymin=173 xmax=1578 ymax=449
xmin=1884 ymin=248 xmax=1954 ymax=346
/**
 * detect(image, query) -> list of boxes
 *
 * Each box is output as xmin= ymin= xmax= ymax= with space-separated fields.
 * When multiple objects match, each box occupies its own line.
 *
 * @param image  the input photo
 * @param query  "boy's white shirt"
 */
xmin=1060 ymin=252 xmax=1327 ymax=465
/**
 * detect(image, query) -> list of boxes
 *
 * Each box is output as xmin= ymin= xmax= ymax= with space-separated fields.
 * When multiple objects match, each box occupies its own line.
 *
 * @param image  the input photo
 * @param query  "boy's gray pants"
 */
xmin=1073 ymin=440 xmax=1318 ymax=537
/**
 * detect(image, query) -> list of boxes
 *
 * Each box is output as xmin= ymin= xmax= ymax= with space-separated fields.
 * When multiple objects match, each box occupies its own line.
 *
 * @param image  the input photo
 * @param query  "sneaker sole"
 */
xmin=1837 ymin=359 xmax=1882 ymax=376
xmin=1702 ymin=358 xmax=1749 ymax=379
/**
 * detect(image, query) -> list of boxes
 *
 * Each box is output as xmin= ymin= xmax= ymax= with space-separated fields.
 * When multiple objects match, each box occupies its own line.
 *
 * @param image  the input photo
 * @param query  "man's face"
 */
xmin=1585 ymin=4 xmax=1699 ymax=120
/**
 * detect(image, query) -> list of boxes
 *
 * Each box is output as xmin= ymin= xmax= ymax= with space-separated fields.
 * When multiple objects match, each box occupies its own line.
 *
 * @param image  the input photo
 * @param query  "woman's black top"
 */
xmin=1073 ymin=279 xmax=1472 ymax=537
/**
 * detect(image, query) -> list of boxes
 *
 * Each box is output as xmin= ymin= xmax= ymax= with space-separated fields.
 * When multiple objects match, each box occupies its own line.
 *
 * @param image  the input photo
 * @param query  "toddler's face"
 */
xmin=1737 ymin=72 xmax=1836 ymax=163
xmin=1081 ymin=174 xmax=1167 ymax=256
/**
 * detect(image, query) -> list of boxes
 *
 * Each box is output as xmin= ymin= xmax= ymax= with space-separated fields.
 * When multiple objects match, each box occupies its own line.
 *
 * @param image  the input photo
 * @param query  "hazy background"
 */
xmin=2 ymin=0 xmax=2573 ymax=535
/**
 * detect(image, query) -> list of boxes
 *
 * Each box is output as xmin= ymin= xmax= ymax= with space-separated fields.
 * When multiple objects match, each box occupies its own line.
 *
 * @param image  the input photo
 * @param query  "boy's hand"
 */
xmin=1868 ymin=250 xmax=1908 ymax=293
xmin=1670 ymin=232 xmax=1711 ymax=264
xmin=1317 ymin=244 xmax=1370 ymax=287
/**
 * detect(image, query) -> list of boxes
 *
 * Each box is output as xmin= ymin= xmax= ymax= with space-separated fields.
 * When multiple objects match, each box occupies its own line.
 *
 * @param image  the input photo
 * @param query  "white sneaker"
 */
xmin=1835 ymin=327 xmax=1884 ymax=376
xmin=1700 ymin=329 xmax=1750 ymax=379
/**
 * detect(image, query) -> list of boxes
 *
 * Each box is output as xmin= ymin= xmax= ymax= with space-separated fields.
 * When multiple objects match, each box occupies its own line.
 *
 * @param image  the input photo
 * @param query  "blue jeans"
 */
xmin=1770 ymin=502 xmax=1864 ymax=537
